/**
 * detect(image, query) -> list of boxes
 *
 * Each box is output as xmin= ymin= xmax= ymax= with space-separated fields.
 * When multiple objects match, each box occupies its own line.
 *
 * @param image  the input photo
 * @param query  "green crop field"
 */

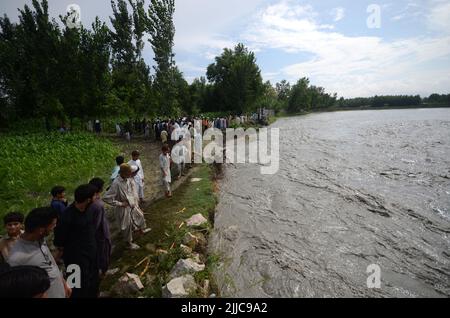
xmin=0 ymin=132 xmax=119 ymax=233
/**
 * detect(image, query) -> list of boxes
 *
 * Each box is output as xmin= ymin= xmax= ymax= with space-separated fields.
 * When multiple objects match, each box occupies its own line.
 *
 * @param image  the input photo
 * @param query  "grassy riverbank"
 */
xmin=100 ymin=164 xmax=220 ymax=298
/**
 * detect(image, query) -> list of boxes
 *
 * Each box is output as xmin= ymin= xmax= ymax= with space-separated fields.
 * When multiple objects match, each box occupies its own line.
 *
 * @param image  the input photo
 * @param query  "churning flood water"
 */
xmin=210 ymin=108 xmax=450 ymax=298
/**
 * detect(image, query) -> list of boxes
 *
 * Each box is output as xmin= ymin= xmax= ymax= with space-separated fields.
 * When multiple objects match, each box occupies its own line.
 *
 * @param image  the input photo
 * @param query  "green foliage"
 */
xmin=147 ymin=0 xmax=178 ymax=117
xmin=339 ymin=95 xmax=423 ymax=108
xmin=110 ymin=0 xmax=153 ymax=117
xmin=424 ymin=94 xmax=450 ymax=105
xmin=287 ymin=77 xmax=311 ymax=113
xmin=207 ymin=43 xmax=264 ymax=114
xmin=0 ymin=132 xmax=119 ymax=232
xmin=1 ymin=0 xmax=447 ymax=128
xmin=0 ymin=0 xmax=117 ymax=127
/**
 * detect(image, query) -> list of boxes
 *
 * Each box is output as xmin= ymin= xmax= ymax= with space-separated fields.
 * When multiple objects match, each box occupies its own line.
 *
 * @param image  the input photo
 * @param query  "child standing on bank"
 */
xmin=0 ymin=212 xmax=24 ymax=262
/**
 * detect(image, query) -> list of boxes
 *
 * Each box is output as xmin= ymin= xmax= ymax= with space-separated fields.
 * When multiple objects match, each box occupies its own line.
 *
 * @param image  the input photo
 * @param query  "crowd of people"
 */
xmin=0 ymin=114 xmax=255 ymax=298
xmin=0 ymin=143 xmax=185 ymax=298
xmin=114 ymin=115 xmax=250 ymax=143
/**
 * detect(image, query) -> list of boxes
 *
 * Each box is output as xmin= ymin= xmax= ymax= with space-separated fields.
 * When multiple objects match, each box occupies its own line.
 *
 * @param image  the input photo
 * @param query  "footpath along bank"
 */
xmin=100 ymin=136 xmax=223 ymax=298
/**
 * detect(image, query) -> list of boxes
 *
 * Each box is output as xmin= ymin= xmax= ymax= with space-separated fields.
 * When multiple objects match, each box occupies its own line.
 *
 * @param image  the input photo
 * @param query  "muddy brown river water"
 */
xmin=211 ymin=108 xmax=450 ymax=298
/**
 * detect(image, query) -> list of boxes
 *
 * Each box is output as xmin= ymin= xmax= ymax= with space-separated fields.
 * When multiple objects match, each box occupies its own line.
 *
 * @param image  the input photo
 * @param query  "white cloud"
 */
xmin=331 ymin=7 xmax=345 ymax=22
xmin=173 ymin=0 xmax=267 ymax=79
xmin=392 ymin=14 xmax=406 ymax=21
xmin=173 ymin=0 xmax=265 ymax=53
xmin=390 ymin=1 xmax=423 ymax=21
xmin=177 ymin=61 xmax=206 ymax=73
xmin=242 ymin=0 xmax=450 ymax=97
xmin=427 ymin=1 xmax=450 ymax=33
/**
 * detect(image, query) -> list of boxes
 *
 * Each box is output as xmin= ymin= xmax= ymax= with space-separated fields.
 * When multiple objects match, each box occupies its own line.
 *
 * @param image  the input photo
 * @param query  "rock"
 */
xmin=162 ymin=275 xmax=197 ymax=298
xmin=180 ymin=244 xmax=193 ymax=255
xmin=112 ymin=273 xmax=145 ymax=296
xmin=209 ymin=293 xmax=217 ymax=298
xmin=123 ymin=273 xmax=144 ymax=290
xmin=190 ymin=253 xmax=202 ymax=264
xmin=169 ymin=259 xmax=205 ymax=279
xmin=183 ymin=232 xmax=198 ymax=249
xmin=190 ymin=178 xmax=203 ymax=182
xmin=106 ymin=268 xmax=120 ymax=276
xmin=193 ymin=232 xmax=207 ymax=253
xmin=183 ymin=232 xmax=207 ymax=251
xmin=186 ymin=213 xmax=208 ymax=227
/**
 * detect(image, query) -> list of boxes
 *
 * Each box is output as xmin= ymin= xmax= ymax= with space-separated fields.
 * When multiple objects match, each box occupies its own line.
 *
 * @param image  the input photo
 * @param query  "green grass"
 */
xmin=0 ymin=132 xmax=119 ymax=233
xmin=101 ymin=164 xmax=220 ymax=298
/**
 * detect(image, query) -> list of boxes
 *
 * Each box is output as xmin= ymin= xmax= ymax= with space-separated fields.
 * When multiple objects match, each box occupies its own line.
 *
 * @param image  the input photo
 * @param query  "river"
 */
xmin=210 ymin=108 xmax=450 ymax=298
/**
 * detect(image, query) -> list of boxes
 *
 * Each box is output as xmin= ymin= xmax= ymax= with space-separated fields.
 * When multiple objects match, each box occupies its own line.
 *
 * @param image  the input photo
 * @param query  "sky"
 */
xmin=1 ymin=0 xmax=449 ymax=98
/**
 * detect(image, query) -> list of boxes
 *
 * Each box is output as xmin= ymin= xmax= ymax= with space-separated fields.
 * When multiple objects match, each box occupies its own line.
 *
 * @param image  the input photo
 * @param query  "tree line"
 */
xmin=1 ymin=0 xmax=448 ymax=130
xmin=335 ymin=94 xmax=450 ymax=109
xmin=0 ymin=0 xmax=179 ymax=129
xmin=0 ymin=0 xmax=349 ymax=129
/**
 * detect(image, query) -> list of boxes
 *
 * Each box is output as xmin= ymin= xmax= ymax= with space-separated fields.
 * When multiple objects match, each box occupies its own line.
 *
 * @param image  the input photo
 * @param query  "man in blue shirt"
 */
xmin=50 ymin=186 xmax=68 ymax=217
xmin=110 ymin=156 xmax=125 ymax=183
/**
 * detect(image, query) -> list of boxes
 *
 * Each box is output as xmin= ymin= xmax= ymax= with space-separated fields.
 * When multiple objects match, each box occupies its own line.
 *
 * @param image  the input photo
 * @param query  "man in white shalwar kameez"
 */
xmin=103 ymin=164 xmax=150 ymax=250
xmin=159 ymin=145 xmax=172 ymax=198
xmin=128 ymin=150 xmax=145 ymax=203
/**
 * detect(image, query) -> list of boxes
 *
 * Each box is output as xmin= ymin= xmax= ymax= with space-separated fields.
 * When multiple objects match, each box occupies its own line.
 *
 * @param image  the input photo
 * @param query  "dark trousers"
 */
xmin=65 ymin=257 xmax=100 ymax=298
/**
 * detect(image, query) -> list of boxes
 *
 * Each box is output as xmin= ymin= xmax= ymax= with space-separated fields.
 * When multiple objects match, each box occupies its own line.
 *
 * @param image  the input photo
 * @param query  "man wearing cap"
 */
xmin=103 ymin=164 xmax=150 ymax=250
xmin=128 ymin=150 xmax=145 ymax=204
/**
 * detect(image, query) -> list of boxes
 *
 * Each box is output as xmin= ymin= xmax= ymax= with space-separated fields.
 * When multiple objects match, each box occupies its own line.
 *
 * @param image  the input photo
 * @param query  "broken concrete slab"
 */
xmin=106 ymin=268 xmax=120 ymax=276
xmin=190 ymin=253 xmax=202 ymax=264
xmin=162 ymin=275 xmax=197 ymax=298
xmin=183 ymin=232 xmax=198 ymax=249
xmin=169 ymin=258 xmax=205 ymax=279
xmin=186 ymin=213 xmax=208 ymax=227
xmin=112 ymin=273 xmax=144 ymax=296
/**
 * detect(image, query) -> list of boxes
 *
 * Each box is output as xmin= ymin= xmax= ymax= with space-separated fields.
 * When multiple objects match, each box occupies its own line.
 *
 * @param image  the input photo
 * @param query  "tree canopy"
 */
xmin=0 ymin=0 xmax=448 ymax=130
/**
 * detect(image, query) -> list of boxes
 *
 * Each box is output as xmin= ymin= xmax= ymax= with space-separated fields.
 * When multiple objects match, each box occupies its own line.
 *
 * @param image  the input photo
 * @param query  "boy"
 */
xmin=50 ymin=186 xmax=68 ymax=217
xmin=128 ymin=150 xmax=145 ymax=203
xmin=159 ymin=145 xmax=172 ymax=198
xmin=111 ymin=156 xmax=125 ymax=183
xmin=0 ymin=212 xmax=24 ymax=262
